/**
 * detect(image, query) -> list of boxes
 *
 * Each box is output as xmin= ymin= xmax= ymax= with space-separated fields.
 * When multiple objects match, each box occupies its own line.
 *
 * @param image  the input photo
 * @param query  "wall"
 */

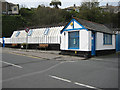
xmin=0 ymin=38 xmax=2 ymax=43
xmin=2 ymin=2 xmax=7 ymax=14
xmin=11 ymin=5 xmax=19 ymax=14
xmin=60 ymin=30 xmax=115 ymax=51
xmin=60 ymin=31 xmax=68 ymax=50
xmin=60 ymin=29 xmax=90 ymax=51
xmin=96 ymin=32 xmax=115 ymax=50
xmin=80 ymin=29 xmax=90 ymax=51
xmin=4 ymin=36 xmax=60 ymax=44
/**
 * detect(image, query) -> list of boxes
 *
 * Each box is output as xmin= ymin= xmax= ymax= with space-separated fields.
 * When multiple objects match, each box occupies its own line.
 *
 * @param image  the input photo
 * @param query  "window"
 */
xmin=44 ymin=28 xmax=50 ymax=35
xmin=16 ymin=31 xmax=20 ymax=37
xmin=103 ymin=33 xmax=112 ymax=45
xmin=14 ymin=8 xmax=17 ymax=11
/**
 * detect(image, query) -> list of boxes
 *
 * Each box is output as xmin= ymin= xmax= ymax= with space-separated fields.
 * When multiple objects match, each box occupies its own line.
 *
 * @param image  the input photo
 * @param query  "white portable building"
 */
xmin=60 ymin=18 xmax=115 ymax=57
xmin=3 ymin=26 xmax=64 ymax=49
xmin=10 ymin=26 xmax=64 ymax=44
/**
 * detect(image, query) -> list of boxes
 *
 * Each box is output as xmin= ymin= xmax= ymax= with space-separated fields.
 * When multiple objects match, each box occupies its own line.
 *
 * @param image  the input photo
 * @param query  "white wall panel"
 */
xmin=0 ymin=38 xmax=2 ymax=43
xmin=80 ymin=30 xmax=89 ymax=51
xmin=66 ymin=25 xmax=73 ymax=30
xmin=74 ymin=21 xmax=82 ymax=28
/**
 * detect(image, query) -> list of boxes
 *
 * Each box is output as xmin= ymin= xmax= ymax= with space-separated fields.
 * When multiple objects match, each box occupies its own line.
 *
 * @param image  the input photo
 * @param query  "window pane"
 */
xmin=103 ymin=33 xmax=112 ymax=45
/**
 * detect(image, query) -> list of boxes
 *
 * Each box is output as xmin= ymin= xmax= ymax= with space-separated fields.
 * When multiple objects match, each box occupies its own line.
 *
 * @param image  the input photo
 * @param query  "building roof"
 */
xmin=11 ymin=26 xmax=64 ymax=38
xmin=61 ymin=17 xmax=113 ymax=34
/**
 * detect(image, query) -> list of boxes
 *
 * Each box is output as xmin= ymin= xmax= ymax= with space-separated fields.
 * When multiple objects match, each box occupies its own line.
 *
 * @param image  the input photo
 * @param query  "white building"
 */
xmin=60 ymin=18 xmax=115 ymax=57
xmin=2 ymin=26 xmax=64 ymax=50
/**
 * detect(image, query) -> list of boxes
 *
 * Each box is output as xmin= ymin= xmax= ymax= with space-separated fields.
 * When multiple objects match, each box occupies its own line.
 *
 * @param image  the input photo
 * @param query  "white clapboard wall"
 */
xmin=1 ymin=26 xmax=64 ymax=44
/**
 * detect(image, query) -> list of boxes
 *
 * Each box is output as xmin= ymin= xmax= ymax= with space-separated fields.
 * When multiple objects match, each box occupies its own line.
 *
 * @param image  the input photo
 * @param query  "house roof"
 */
xmin=61 ymin=17 xmax=113 ymax=34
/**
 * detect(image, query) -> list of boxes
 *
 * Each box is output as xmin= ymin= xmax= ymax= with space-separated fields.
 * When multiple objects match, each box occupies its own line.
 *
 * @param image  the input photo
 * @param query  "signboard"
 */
xmin=25 ymin=27 xmax=29 ymax=52
xmin=25 ymin=28 xmax=30 ymax=33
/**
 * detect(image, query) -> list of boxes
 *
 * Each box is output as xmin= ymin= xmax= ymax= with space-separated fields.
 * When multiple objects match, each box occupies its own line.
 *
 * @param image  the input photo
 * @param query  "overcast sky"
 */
xmin=5 ymin=0 xmax=119 ymax=8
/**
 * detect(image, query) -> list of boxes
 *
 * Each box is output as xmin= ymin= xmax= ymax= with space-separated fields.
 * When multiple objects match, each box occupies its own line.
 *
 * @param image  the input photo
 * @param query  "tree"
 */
xmin=50 ymin=0 xmax=61 ymax=9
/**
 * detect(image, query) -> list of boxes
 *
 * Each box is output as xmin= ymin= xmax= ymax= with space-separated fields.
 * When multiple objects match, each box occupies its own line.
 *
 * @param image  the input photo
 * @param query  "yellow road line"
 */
xmin=8 ymin=52 xmax=41 ymax=59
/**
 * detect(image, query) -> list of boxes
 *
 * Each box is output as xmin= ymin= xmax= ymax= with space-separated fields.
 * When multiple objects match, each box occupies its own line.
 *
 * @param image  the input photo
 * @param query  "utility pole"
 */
xmin=25 ymin=27 xmax=29 ymax=52
xmin=26 ymin=33 xmax=28 ymax=52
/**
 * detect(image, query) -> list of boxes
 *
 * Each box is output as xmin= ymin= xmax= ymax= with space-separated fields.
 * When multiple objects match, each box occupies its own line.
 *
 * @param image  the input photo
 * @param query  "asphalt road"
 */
xmin=1 ymin=49 xmax=119 ymax=89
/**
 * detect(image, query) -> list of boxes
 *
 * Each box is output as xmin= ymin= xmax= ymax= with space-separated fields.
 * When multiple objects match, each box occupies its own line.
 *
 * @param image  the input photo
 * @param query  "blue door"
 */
xmin=68 ymin=31 xmax=79 ymax=49
xmin=116 ymin=34 xmax=120 ymax=51
xmin=3 ymin=37 xmax=5 ymax=47
xmin=91 ymin=32 xmax=96 ymax=56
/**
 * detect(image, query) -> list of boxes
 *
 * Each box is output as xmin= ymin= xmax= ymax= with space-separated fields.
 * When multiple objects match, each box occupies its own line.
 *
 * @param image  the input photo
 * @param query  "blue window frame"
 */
xmin=103 ymin=33 xmax=112 ymax=45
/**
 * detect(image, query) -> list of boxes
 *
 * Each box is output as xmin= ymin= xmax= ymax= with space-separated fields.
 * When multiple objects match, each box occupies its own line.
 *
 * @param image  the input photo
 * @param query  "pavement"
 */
xmin=2 ymin=48 xmax=85 ymax=61
xmin=1 ymin=48 xmax=119 ymax=89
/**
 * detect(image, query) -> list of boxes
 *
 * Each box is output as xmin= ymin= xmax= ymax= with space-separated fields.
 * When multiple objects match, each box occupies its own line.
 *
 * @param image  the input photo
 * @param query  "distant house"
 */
xmin=60 ymin=17 xmax=115 ymax=57
xmin=100 ymin=4 xmax=120 ymax=13
xmin=2 ymin=1 xmax=19 ymax=15
xmin=65 ymin=4 xmax=80 ymax=12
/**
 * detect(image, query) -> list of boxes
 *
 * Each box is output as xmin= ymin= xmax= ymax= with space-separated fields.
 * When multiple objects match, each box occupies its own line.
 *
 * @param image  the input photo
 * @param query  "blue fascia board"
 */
xmin=61 ymin=18 xmax=88 ymax=34
xmin=62 ymin=19 xmax=73 ymax=32
xmin=64 ymin=28 xmax=88 ymax=32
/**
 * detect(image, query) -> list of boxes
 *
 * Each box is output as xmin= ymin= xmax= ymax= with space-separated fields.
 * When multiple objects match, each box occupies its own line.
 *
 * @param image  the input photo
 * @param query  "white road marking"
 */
xmin=49 ymin=75 xmax=71 ymax=83
xmin=74 ymin=82 xmax=101 ymax=90
xmin=1 ymin=61 xmax=65 ymax=83
xmin=0 ymin=61 xmax=23 ymax=68
xmin=49 ymin=75 xmax=102 ymax=90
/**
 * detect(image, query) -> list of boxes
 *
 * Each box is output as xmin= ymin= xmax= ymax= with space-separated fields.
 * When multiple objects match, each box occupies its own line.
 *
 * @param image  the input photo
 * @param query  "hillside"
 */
xmin=2 ymin=6 xmax=119 ymax=37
